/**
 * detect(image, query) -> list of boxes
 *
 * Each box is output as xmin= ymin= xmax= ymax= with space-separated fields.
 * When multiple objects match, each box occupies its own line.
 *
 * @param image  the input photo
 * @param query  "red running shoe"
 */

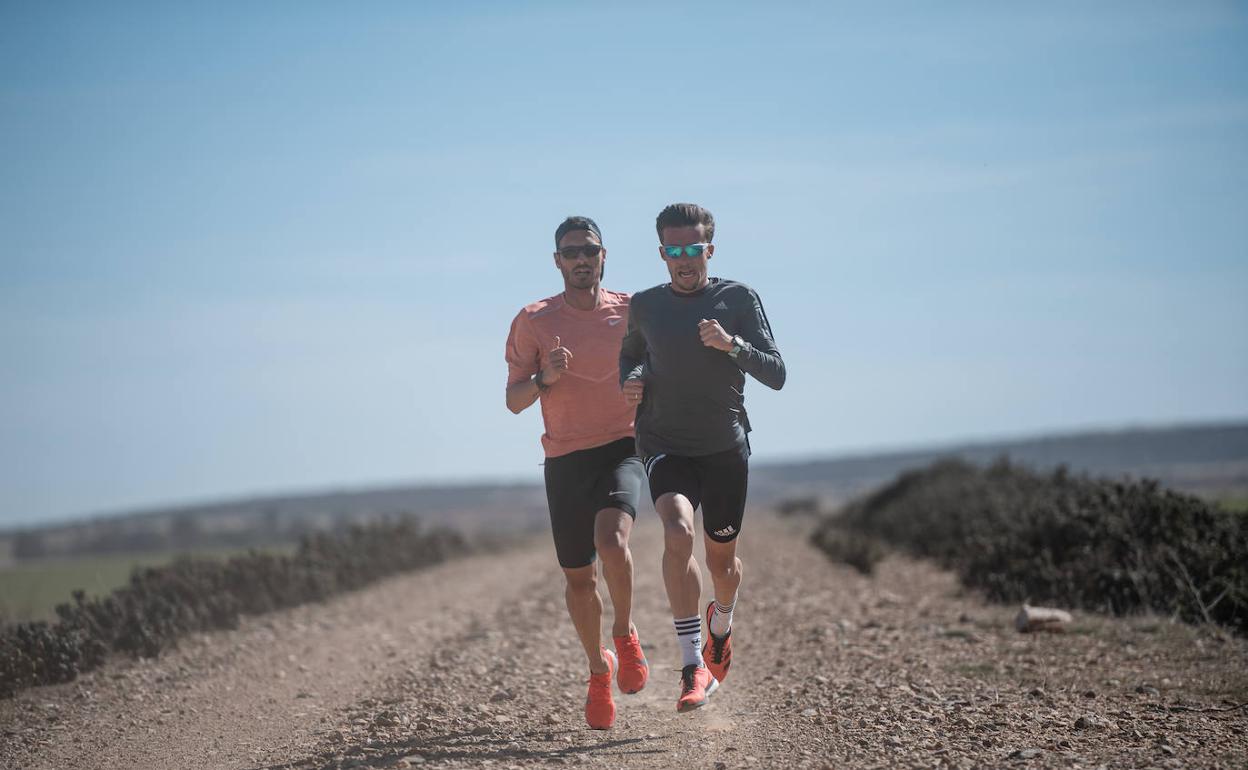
xmin=702 ymin=601 xmax=733 ymax=683
xmin=612 ymin=628 xmax=649 ymax=694
xmin=675 ymin=664 xmax=718 ymax=712
xmin=585 ymin=648 xmax=617 ymax=729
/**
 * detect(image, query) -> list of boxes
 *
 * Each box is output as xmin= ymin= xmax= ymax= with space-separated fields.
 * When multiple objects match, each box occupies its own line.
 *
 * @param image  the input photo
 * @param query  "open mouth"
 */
xmin=677 ymin=268 xmax=698 ymax=281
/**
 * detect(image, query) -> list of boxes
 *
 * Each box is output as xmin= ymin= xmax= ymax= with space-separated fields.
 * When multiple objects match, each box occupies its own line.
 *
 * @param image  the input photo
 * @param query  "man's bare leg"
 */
xmin=562 ymin=564 xmax=609 ymax=674
xmin=703 ymin=535 xmax=742 ymax=612
xmin=657 ymin=491 xmax=718 ymax=711
xmin=655 ymin=492 xmax=701 ymax=618
xmin=594 ymin=508 xmax=635 ymax=638
xmin=700 ymin=534 xmax=740 ymax=683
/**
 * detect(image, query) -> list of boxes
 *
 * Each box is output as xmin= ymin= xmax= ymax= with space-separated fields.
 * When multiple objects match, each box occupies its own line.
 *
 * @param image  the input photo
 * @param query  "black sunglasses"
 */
xmin=557 ymin=244 xmax=603 ymax=260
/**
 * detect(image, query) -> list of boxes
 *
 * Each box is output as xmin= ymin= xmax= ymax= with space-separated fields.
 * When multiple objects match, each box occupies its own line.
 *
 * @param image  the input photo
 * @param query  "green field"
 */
xmin=1217 ymin=496 xmax=1248 ymax=513
xmin=0 ymin=546 xmax=291 ymax=624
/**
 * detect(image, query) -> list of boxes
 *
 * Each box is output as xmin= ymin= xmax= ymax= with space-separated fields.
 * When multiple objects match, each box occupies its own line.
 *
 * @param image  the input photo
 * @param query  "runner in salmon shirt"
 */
xmin=504 ymin=216 xmax=649 ymax=730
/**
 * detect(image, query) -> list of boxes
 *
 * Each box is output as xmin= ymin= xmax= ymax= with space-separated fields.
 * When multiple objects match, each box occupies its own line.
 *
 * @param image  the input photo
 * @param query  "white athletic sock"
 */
xmin=710 ymin=596 xmax=736 ymax=638
xmin=674 ymin=615 xmax=702 ymax=668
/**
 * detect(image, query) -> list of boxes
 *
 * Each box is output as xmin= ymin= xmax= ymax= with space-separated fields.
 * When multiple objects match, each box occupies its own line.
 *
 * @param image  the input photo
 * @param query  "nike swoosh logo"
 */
xmin=607 ymin=318 xmax=622 ymax=326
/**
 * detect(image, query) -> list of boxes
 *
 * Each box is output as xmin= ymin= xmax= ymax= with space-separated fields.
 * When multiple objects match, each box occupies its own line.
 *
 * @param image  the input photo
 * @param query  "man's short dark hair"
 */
xmin=655 ymin=203 xmax=715 ymax=242
xmin=554 ymin=216 xmax=602 ymax=246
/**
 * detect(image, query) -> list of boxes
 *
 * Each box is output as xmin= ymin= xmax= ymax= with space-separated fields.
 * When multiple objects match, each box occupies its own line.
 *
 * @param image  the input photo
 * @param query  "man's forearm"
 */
xmin=619 ymin=320 xmax=647 ymax=387
xmin=735 ymin=342 xmax=786 ymax=390
xmin=619 ymin=359 xmax=644 ymax=387
xmin=505 ymin=375 xmax=545 ymax=414
xmin=619 ymin=341 xmax=645 ymax=386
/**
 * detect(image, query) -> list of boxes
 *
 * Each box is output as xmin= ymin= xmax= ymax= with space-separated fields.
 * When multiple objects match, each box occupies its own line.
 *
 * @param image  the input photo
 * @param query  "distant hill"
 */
xmin=2 ymin=421 xmax=1245 ymax=564
xmin=0 ymin=483 xmax=550 ymax=564
xmin=749 ymin=421 xmax=1248 ymax=507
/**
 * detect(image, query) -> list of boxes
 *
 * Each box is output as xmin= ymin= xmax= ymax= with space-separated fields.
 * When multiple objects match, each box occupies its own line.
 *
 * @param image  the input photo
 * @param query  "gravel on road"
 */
xmin=3 ymin=512 xmax=1245 ymax=769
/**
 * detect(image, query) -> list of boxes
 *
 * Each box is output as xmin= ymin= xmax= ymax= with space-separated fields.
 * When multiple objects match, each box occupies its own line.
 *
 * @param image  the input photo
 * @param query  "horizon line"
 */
xmin=4 ymin=415 xmax=1245 ymax=534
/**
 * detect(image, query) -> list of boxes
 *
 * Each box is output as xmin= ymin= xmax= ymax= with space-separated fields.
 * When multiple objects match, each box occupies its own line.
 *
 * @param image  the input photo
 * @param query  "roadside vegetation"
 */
xmin=0 ymin=545 xmax=295 ymax=624
xmin=0 ymin=516 xmax=470 ymax=698
xmin=810 ymin=458 xmax=1248 ymax=634
xmin=1216 ymin=496 xmax=1248 ymax=514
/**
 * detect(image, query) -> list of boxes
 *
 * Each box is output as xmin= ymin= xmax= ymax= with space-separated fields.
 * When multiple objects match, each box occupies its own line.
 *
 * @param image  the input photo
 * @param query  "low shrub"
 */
xmin=0 ymin=517 xmax=468 ymax=698
xmin=810 ymin=458 xmax=1248 ymax=633
xmin=809 ymin=525 xmax=887 ymax=575
xmin=776 ymin=497 xmax=822 ymax=517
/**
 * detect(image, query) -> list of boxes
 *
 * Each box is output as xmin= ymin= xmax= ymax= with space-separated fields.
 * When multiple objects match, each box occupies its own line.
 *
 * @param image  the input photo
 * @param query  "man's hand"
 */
xmin=622 ymin=377 xmax=645 ymax=405
xmin=698 ymin=319 xmax=733 ymax=352
xmin=542 ymin=335 xmax=572 ymax=385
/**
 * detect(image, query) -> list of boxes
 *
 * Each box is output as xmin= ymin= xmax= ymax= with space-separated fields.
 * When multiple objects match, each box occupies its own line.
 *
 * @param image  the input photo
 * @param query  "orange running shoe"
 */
xmin=585 ymin=648 xmax=617 ymax=729
xmin=702 ymin=601 xmax=733 ymax=683
xmin=613 ymin=628 xmax=649 ymax=694
xmin=675 ymin=664 xmax=718 ymax=712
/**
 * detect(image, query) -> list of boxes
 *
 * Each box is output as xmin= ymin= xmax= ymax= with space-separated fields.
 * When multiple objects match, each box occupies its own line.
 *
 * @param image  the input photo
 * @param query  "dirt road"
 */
xmin=2 ymin=513 xmax=1245 ymax=769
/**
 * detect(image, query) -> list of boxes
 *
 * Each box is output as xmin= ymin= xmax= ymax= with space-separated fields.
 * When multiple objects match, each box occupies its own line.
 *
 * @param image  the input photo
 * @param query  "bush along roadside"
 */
xmin=0 ymin=517 xmax=469 ymax=698
xmin=809 ymin=458 xmax=1248 ymax=634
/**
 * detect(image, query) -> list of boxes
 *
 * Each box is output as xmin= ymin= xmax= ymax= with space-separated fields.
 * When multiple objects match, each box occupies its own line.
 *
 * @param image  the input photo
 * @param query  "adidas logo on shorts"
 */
xmin=713 ymin=524 xmax=736 ymax=537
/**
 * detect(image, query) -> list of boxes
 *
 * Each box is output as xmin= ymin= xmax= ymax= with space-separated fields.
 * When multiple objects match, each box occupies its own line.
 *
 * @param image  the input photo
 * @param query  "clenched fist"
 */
xmin=698 ymin=318 xmax=733 ymax=352
xmin=542 ymin=335 xmax=573 ymax=385
xmin=622 ymin=377 xmax=645 ymax=405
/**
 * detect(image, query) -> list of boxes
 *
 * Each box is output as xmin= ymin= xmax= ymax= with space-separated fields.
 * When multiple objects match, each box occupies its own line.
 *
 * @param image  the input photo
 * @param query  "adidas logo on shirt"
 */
xmin=714 ymin=301 xmax=728 ymax=310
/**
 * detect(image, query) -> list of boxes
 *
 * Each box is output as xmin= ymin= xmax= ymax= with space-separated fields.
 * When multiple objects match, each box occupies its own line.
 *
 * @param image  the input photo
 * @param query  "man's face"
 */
xmin=554 ymin=229 xmax=605 ymax=290
xmin=659 ymin=224 xmax=713 ymax=294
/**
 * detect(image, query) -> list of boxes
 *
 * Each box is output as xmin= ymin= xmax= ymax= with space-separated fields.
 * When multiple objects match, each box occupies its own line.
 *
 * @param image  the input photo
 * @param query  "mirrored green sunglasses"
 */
xmin=662 ymin=243 xmax=710 ymax=259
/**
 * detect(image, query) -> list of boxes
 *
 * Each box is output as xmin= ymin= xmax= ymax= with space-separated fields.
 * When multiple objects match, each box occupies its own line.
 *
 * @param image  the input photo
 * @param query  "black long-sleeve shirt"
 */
xmin=619 ymin=277 xmax=785 ymax=457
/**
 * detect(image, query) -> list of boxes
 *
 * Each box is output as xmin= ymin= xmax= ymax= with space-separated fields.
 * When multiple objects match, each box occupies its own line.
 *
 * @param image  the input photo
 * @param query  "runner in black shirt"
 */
xmin=619 ymin=202 xmax=786 ymax=712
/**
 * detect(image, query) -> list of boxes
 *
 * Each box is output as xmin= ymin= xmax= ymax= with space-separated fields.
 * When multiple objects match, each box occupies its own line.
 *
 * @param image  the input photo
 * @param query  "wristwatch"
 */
xmin=728 ymin=335 xmax=745 ymax=359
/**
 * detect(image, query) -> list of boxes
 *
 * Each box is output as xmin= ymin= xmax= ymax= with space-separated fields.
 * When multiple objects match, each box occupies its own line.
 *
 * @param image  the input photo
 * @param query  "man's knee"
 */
xmin=704 ymin=540 xmax=741 ymax=578
xmin=656 ymin=494 xmax=693 ymax=525
xmin=706 ymin=552 xmax=740 ymax=581
xmin=563 ymin=565 xmax=597 ymax=594
xmin=662 ymin=520 xmax=695 ymax=556
xmin=656 ymin=494 xmax=695 ymax=551
xmin=594 ymin=529 xmax=627 ymax=562
xmin=594 ymin=508 xmax=631 ymax=563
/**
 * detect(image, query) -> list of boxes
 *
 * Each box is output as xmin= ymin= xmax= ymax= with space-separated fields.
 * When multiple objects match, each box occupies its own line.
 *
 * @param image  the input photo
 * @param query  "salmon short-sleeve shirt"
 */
xmin=505 ymin=290 xmax=636 ymax=458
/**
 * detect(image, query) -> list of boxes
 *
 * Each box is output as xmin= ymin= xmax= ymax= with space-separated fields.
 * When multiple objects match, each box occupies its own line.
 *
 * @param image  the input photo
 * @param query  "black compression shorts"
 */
xmin=643 ymin=442 xmax=750 ymax=543
xmin=543 ymin=437 xmax=644 ymax=569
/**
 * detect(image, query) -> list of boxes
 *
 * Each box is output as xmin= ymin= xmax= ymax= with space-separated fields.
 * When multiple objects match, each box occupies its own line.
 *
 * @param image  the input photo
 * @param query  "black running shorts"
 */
xmin=543 ymin=437 xmax=644 ymax=569
xmin=643 ymin=442 xmax=750 ymax=543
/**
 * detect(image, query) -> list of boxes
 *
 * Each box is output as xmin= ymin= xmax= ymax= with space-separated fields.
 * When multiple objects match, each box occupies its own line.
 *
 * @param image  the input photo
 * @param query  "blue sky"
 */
xmin=2 ymin=2 xmax=1246 ymax=526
